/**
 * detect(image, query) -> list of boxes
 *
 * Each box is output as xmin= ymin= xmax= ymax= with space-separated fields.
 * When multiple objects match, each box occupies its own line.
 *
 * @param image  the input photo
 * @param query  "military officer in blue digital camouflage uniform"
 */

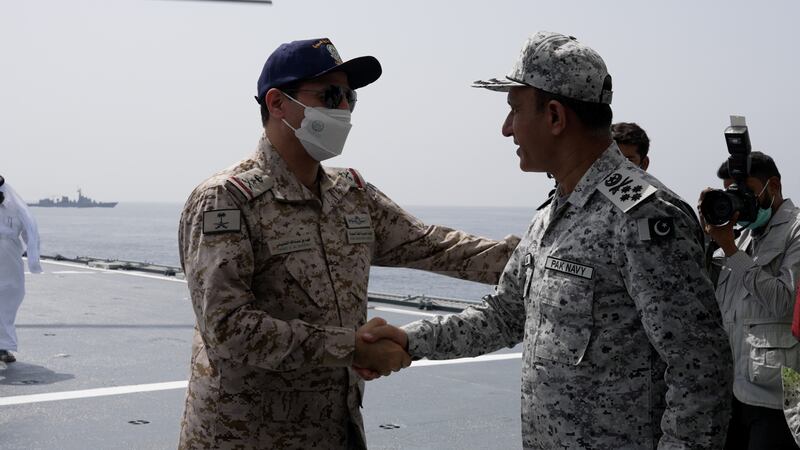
xmin=360 ymin=31 xmax=733 ymax=449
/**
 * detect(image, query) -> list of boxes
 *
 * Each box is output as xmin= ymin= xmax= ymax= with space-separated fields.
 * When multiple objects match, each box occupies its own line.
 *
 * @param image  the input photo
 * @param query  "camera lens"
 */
xmin=700 ymin=190 xmax=735 ymax=226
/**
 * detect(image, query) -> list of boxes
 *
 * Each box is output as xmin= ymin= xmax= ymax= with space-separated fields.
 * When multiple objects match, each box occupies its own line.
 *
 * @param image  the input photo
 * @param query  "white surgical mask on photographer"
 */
xmin=281 ymin=93 xmax=352 ymax=162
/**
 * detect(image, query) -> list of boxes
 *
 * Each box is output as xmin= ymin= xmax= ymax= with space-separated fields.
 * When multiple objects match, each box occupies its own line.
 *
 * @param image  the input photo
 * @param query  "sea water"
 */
xmin=30 ymin=203 xmax=533 ymax=301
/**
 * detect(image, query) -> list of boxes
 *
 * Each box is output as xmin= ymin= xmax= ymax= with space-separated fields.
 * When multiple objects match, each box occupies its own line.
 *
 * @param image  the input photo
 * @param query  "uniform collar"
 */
xmin=563 ymin=141 xmax=626 ymax=210
xmin=257 ymin=135 xmax=336 ymax=203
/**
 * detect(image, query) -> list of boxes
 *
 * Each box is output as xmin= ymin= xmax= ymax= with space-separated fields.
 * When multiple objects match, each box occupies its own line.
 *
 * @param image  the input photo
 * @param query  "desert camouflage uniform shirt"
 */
xmin=406 ymin=144 xmax=732 ymax=449
xmin=177 ymin=135 xmax=519 ymax=449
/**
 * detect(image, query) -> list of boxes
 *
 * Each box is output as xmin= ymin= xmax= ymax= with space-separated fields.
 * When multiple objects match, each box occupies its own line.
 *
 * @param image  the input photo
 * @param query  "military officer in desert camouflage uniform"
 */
xmin=360 ymin=32 xmax=733 ymax=449
xmin=177 ymin=38 xmax=519 ymax=449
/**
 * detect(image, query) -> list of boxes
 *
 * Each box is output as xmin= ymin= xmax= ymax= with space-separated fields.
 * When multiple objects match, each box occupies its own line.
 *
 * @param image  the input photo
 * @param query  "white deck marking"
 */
xmin=0 ymin=353 xmax=521 ymax=406
xmin=412 ymin=352 xmax=521 ymax=367
xmin=51 ymin=270 xmax=96 ymax=274
xmin=0 ymin=381 xmax=188 ymax=406
xmin=371 ymin=306 xmax=439 ymax=318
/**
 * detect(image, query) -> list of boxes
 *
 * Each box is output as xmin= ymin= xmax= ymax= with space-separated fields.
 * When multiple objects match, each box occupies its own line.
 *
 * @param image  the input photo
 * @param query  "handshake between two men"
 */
xmin=353 ymin=318 xmax=410 ymax=380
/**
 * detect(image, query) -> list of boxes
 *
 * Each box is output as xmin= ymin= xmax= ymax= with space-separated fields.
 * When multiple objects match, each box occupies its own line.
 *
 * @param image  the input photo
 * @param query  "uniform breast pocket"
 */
xmin=283 ymin=250 xmax=335 ymax=309
xmin=533 ymin=276 xmax=594 ymax=365
xmin=747 ymin=323 xmax=800 ymax=387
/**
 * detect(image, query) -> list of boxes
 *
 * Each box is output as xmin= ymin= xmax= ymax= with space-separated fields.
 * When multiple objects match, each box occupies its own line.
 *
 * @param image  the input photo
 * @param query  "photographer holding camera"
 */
xmin=701 ymin=123 xmax=800 ymax=448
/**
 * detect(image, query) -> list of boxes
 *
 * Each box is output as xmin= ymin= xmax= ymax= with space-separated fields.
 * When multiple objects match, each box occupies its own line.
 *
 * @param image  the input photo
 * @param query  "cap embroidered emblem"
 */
xmin=327 ymin=44 xmax=343 ymax=64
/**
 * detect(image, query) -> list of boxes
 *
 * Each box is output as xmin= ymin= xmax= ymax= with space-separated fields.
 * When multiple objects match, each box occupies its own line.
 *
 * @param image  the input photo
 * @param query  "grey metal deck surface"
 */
xmin=0 ymin=261 xmax=522 ymax=449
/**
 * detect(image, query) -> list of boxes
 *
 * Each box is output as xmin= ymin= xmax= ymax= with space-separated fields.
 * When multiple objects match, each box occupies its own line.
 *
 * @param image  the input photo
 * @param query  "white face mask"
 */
xmin=281 ymin=93 xmax=352 ymax=162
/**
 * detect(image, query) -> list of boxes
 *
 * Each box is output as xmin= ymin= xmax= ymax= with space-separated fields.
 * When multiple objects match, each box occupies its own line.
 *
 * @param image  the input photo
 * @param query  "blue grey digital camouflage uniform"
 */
xmin=177 ymin=135 xmax=519 ymax=449
xmin=405 ymin=144 xmax=733 ymax=449
xmin=472 ymin=31 xmax=614 ymax=105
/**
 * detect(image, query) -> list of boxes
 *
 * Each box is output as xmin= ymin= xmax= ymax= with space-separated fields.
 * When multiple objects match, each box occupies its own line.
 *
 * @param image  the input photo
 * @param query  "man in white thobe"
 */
xmin=0 ymin=176 xmax=42 ymax=363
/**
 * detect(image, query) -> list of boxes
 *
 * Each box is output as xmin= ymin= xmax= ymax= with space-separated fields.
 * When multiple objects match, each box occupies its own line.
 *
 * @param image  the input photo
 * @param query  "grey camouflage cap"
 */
xmin=473 ymin=31 xmax=613 ymax=104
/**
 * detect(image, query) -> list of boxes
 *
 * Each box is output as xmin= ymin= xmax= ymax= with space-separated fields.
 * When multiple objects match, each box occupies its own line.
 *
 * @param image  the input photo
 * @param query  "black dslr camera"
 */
xmin=699 ymin=116 xmax=759 ymax=226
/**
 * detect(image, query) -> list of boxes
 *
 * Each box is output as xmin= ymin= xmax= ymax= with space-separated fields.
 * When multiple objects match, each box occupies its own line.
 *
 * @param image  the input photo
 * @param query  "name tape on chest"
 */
xmin=598 ymin=166 xmax=657 ymax=212
xmin=545 ymin=256 xmax=594 ymax=280
xmin=202 ymin=209 xmax=242 ymax=234
xmin=268 ymin=232 xmax=316 ymax=255
xmin=345 ymin=213 xmax=371 ymax=229
xmin=637 ymin=217 xmax=675 ymax=241
xmin=347 ymin=228 xmax=375 ymax=244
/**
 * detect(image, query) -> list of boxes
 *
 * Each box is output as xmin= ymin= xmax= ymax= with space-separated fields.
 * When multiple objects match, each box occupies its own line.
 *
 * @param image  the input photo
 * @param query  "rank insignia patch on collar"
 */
xmin=203 ymin=209 xmax=242 ymax=234
xmin=336 ymin=168 xmax=365 ymax=190
xmin=637 ymin=217 xmax=675 ymax=241
xmin=598 ymin=165 xmax=657 ymax=212
xmin=226 ymin=168 xmax=273 ymax=203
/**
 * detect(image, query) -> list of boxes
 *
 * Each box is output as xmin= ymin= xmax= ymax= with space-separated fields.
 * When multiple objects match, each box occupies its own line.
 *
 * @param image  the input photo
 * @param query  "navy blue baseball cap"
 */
xmin=256 ymin=38 xmax=382 ymax=103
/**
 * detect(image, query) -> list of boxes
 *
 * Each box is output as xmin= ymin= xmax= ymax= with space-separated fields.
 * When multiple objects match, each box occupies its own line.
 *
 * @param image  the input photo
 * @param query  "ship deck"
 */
xmin=0 ymin=260 xmax=522 ymax=449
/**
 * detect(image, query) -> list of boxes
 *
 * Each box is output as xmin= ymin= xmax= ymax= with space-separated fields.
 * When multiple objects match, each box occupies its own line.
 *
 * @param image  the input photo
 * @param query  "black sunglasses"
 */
xmin=290 ymin=85 xmax=357 ymax=112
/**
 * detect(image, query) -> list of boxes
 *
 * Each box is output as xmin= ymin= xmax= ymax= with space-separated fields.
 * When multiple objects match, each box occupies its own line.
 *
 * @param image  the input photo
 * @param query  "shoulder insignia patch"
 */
xmin=341 ymin=168 xmax=365 ymax=190
xmin=597 ymin=165 xmax=657 ymax=212
xmin=637 ymin=217 xmax=675 ymax=241
xmin=203 ymin=209 xmax=241 ymax=234
xmin=225 ymin=168 xmax=273 ymax=202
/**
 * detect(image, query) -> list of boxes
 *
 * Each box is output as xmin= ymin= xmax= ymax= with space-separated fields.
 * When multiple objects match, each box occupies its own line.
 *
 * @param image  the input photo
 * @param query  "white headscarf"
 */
xmin=0 ymin=181 xmax=42 ymax=273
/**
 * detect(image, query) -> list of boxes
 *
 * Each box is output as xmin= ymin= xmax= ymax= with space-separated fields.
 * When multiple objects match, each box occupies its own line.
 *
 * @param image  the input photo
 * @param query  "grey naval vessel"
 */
xmin=27 ymin=189 xmax=118 ymax=208
xmin=0 ymin=256 xmax=522 ymax=449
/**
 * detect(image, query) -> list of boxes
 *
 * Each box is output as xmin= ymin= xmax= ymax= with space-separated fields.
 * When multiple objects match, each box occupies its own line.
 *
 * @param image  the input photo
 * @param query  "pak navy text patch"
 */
xmin=202 ymin=209 xmax=241 ymax=234
xmin=545 ymin=256 xmax=594 ymax=280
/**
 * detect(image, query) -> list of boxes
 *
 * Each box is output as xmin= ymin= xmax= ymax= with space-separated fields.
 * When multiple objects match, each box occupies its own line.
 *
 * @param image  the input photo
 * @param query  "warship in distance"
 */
xmin=27 ymin=189 xmax=118 ymax=208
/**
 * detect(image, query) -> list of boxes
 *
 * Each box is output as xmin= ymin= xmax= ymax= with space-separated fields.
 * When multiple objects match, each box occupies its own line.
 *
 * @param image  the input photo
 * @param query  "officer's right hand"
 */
xmin=361 ymin=322 xmax=409 ymax=351
xmin=353 ymin=318 xmax=411 ymax=377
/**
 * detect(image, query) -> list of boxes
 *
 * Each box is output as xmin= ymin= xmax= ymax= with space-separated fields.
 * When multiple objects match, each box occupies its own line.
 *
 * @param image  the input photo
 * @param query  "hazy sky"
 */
xmin=2 ymin=0 xmax=798 ymax=208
